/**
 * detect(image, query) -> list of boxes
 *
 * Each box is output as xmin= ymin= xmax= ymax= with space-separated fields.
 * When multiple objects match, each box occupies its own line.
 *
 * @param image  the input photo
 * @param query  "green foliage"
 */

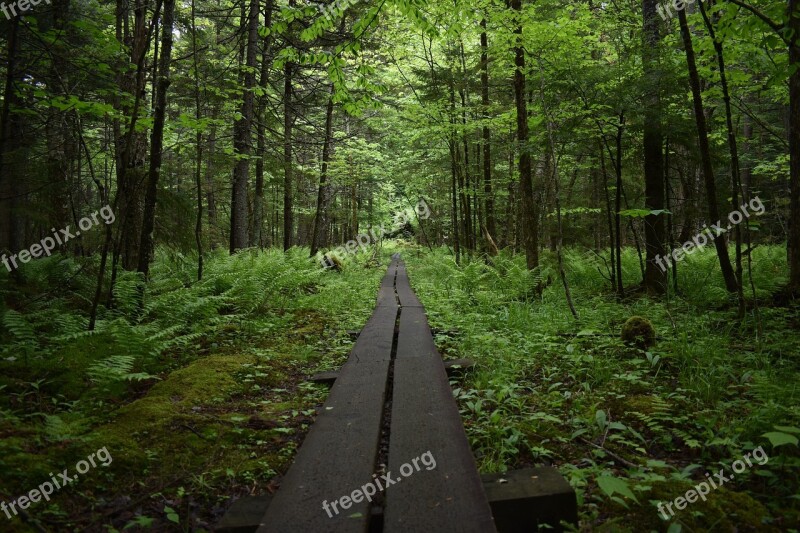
xmin=401 ymin=245 xmax=800 ymax=528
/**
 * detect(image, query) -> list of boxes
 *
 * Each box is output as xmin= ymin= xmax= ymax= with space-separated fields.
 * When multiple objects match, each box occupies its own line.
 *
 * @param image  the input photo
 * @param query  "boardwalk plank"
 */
xmin=384 ymin=291 xmax=496 ymax=532
xmin=257 ymin=260 xmax=399 ymax=532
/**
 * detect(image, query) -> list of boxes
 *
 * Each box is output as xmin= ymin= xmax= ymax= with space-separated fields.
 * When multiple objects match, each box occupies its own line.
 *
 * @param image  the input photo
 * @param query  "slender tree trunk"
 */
xmin=205 ymin=115 xmax=218 ymax=230
xmin=678 ymin=8 xmax=738 ymax=292
xmin=788 ymin=0 xmax=800 ymax=293
xmin=614 ymin=116 xmax=624 ymax=297
xmin=510 ymin=0 xmax=538 ymax=270
xmin=600 ymin=144 xmax=617 ymax=292
xmin=116 ymin=0 xmax=155 ymax=271
xmin=191 ymin=0 xmax=204 ymax=280
xmin=311 ymin=85 xmax=335 ymax=257
xmin=448 ymin=81 xmax=461 ymax=264
xmin=138 ymin=0 xmax=176 ymax=278
xmin=537 ymin=64 xmax=577 ymax=317
xmin=479 ymin=19 xmax=496 ymax=241
xmin=283 ymin=60 xmax=294 ymax=251
xmin=504 ymin=129 xmax=516 ymax=249
xmin=0 ymin=17 xmax=24 ymax=256
xmin=642 ymin=0 xmax=667 ymax=294
xmin=230 ymin=0 xmax=259 ymax=253
xmin=251 ymin=0 xmax=273 ymax=248
xmin=699 ymin=0 xmax=745 ymax=311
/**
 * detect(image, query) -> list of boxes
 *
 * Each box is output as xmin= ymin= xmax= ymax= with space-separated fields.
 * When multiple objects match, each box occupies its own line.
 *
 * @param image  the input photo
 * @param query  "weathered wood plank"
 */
xmin=349 ymin=303 xmax=397 ymax=363
xmin=257 ymin=356 xmax=391 ymax=533
xmin=482 ymin=468 xmax=577 ymax=532
xmin=394 ymin=263 xmax=424 ymax=308
xmin=376 ymin=258 xmax=399 ymax=307
xmin=257 ymin=259 xmax=399 ymax=533
xmin=309 ymin=359 xmax=474 ymax=386
xmin=384 ymin=307 xmax=496 ymax=532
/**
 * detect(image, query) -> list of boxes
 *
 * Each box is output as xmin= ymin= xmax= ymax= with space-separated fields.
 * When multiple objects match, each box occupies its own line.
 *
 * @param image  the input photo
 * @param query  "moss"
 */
xmin=621 ymin=316 xmax=656 ymax=349
xmin=598 ymin=478 xmax=778 ymax=532
xmin=87 ymin=354 xmax=258 ymax=471
xmin=609 ymin=394 xmax=664 ymax=415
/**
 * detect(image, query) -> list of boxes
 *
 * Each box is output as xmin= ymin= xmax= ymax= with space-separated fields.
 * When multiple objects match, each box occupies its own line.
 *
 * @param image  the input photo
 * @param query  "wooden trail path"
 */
xmin=217 ymin=255 xmax=576 ymax=533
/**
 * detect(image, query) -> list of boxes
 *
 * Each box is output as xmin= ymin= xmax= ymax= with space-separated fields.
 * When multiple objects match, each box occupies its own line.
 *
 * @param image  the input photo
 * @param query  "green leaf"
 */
xmin=618 ymin=208 xmax=672 ymax=218
xmin=597 ymin=475 xmax=638 ymax=503
xmin=164 ymin=506 xmax=179 ymax=524
xmin=773 ymin=425 xmax=800 ymax=434
xmin=762 ymin=432 xmax=799 ymax=447
xmin=595 ymin=409 xmax=607 ymax=430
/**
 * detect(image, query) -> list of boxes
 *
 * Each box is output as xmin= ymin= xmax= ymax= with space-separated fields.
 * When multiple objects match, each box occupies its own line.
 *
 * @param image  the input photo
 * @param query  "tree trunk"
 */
xmin=510 ymin=0 xmax=538 ymax=270
xmin=251 ymin=0 xmax=273 ymax=248
xmin=642 ymin=0 xmax=667 ymax=294
xmin=699 ymin=0 xmax=745 ymax=311
xmin=138 ymin=0 xmax=176 ymax=277
xmin=311 ymin=85 xmax=335 ymax=257
xmin=283 ymin=60 xmax=294 ymax=251
xmin=788 ymin=0 xmax=800 ymax=293
xmin=230 ymin=0 xmax=259 ymax=253
xmin=191 ymin=0 xmax=204 ymax=280
xmin=0 ymin=17 xmax=24 ymax=256
xmin=678 ymin=8 xmax=738 ymax=292
xmin=115 ymin=0 xmax=154 ymax=271
xmin=481 ymin=17 xmax=497 ymax=238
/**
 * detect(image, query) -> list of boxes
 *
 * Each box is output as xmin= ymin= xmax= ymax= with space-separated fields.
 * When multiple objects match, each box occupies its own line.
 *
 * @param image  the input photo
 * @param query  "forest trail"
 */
xmin=248 ymin=254 xmax=496 ymax=532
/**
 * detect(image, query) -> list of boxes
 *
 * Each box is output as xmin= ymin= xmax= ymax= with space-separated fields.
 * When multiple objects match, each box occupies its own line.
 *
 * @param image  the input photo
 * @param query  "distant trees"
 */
xmin=0 ymin=0 xmax=795 ymax=306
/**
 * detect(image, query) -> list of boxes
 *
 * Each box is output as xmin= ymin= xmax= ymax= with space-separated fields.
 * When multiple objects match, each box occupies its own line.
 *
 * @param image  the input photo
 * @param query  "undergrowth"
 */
xmin=0 ymin=247 xmax=388 ymax=531
xmin=404 ymin=244 xmax=800 ymax=532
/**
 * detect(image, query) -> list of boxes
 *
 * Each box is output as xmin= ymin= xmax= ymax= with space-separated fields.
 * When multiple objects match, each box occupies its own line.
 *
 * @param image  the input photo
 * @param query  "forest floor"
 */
xmin=0 ymin=243 xmax=798 ymax=531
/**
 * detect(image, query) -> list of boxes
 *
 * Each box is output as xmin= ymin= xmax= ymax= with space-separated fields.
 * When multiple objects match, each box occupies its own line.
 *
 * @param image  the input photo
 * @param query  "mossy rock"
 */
xmin=648 ymin=479 xmax=777 ymax=531
xmin=621 ymin=316 xmax=656 ymax=349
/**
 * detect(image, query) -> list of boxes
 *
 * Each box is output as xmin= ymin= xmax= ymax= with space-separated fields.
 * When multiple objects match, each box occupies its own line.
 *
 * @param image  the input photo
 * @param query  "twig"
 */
xmin=580 ymin=438 xmax=639 ymax=469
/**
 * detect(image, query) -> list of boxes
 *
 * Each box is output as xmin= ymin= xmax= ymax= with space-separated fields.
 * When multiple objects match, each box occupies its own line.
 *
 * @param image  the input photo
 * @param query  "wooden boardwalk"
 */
xmin=256 ymin=255 xmax=496 ymax=532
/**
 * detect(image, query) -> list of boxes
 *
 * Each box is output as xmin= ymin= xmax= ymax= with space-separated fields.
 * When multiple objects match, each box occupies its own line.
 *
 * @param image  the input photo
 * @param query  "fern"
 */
xmin=3 ymin=310 xmax=36 ymax=344
xmin=87 ymin=355 xmax=157 ymax=384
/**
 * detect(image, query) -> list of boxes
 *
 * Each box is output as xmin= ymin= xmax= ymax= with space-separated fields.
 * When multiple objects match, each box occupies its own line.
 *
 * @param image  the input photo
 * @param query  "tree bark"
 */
xmin=230 ymin=0 xmax=260 ymax=253
xmin=283 ymin=60 xmax=294 ymax=251
xmin=510 ymin=0 xmax=538 ymax=270
xmin=678 ymin=9 xmax=738 ymax=293
xmin=480 ymin=18 xmax=496 ymax=241
xmin=115 ymin=0 xmax=155 ymax=271
xmin=788 ymin=0 xmax=800 ymax=292
xmin=642 ymin=0 xmax=667 ymax=294
xmin=0 ymin=17 xmax=24 ymax=256
xmin=251 ymin=0 xmax=273 ymax=248
xmin=191 ymin=0 xmax=204 ymax=280
xmin=698 ymin=0 xmax=745 ymax=310
xmin=311 ymin=85 xmax=335 ymax=257
xmin=138 ymin=0 xmax=176 ymax=277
